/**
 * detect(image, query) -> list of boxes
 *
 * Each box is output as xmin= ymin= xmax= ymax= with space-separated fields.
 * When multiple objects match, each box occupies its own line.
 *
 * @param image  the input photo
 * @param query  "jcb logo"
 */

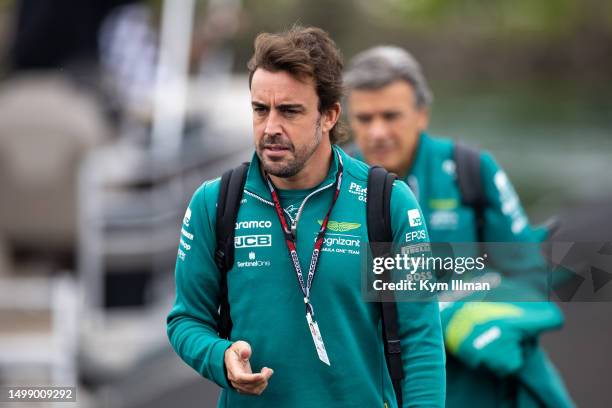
xmin=234 ymin=234 xmax=272 ymax=248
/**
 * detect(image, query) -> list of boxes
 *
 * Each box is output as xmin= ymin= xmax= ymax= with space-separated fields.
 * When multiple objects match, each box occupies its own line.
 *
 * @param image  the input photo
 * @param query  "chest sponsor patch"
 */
xmin=318 ymin=220 xmax=361 ymax=232
xmin=234 ymin=234 xmax=272 ymax=248
xmin=429 ymin=198 xmax=459 ymax=210
xmin=407 ymin=208 xmax=423 ymax=227
xmin=406 ymin=229 xmax=427 ymax=242
xmin=236 ymin=250 xmax=271 ymax=268
xmin=235 ymin=220 xmax=272 ymax=230
xmin=317 ymin=233 xmax=361 ymax=255
xmin=183 ymin=207 xmax=192 ymax=227
xmin=348 ymin=182 xmax=367 ymax=202
xmin=429 ymin=210 xmax=459 ymax=230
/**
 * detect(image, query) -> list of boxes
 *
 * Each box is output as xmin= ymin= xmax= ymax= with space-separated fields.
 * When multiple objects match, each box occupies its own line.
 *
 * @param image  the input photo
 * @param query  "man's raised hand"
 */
xmin=224 ymin=340 xmax=274 ymax=395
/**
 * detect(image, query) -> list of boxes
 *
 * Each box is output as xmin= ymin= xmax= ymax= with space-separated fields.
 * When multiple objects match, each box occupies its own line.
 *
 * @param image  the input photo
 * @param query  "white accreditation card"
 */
xmin=306 ymin=312 xmax=331 ymax=366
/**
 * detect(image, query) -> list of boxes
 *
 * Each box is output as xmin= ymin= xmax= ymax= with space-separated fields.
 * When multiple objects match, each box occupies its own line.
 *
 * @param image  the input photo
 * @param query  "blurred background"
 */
xmin=0 ymin=0 xmax=609 ymax=407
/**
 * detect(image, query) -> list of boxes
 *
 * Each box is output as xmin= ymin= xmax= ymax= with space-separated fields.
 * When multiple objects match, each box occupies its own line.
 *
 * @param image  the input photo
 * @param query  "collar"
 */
xmin=404 ymin=131 xmax=430 ymax=179
xmin=244 ymin=145 xmax=341 ymax=199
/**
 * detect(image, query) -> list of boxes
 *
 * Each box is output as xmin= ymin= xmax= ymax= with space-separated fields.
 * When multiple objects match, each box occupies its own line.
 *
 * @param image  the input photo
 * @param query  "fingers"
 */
xmin=226 ymin=341 xmax=253 ymax=377
xmin=231 ymin=367 xmax=274 ymax=385
xmin=231 ymin=371 xmax=265 ymax=385
xmin=261 ymin=367 xmax=274 ymax=380
xmin=232 ymin=368 xmax=273 ymax=395
xmin=224 ymin=341 xmax=274 ymax=395
xmin=233 ymin=340 xmax=252 ymax=361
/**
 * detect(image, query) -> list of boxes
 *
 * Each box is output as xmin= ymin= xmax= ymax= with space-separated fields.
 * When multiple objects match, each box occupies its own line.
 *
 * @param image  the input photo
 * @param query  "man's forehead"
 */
xmin=351 ymin=81 xmax=414 ymax=99
xmin=348 ymin=82 xmax=415 ymax=111
xmin=250 ymin=69 xmax=316 ymax=104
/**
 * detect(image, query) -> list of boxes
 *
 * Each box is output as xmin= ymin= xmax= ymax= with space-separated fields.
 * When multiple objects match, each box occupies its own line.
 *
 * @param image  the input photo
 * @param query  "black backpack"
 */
xmin=213 ymin=163 xmax=405 ymax=407
xmin=453 ymin=142 xmax=488 ymax=242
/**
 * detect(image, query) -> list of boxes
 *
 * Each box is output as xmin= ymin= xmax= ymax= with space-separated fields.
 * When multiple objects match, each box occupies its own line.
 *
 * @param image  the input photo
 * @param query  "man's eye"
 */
xmin=382 ymin=112 xmax=400 ymax=121
xmin=281 ymin=109 xmax=299 ymax=116
xmin=253 ymin=107 xmax=267 ymax=115
xmin=357 ymin=115 xmax=372 ymax=124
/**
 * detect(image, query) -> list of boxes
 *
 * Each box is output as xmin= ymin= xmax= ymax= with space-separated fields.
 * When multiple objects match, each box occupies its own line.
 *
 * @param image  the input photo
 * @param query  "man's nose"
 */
xmin=263 ymin=110 xmax=283 ymax=136
xmin=368 ymin=119 xmax=389 ymax=141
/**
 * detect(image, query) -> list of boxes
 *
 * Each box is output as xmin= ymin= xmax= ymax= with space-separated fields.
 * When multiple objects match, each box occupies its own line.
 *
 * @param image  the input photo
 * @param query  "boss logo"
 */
xmin=234 ymin=234 xmax=272 ymax=248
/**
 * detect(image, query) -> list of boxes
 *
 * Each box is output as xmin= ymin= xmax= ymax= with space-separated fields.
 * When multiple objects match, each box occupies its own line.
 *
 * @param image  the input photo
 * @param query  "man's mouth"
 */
xmin=369 ymin=145 xmax=393 ymax=156
xmin=262 ymin=144 xmax=292 ymax=159
xmin=264 ymin=145 xmax=290 ymax=151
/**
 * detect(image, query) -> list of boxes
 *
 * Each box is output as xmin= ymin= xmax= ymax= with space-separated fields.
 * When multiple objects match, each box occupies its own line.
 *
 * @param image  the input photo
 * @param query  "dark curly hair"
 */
xmin=247 ymin=26 xmax=347 ymax=144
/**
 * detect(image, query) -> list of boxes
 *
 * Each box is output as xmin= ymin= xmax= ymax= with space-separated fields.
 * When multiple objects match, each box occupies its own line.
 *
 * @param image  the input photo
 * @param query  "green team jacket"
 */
xmin=358 ymin=132 xmax=573 ymax=408
xmin=166 ymin=145 xmax=446 ymax=408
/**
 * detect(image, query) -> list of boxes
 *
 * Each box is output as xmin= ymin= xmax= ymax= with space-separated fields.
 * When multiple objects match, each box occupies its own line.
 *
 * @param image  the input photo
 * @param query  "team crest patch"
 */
xmin=318 ymin=220 xmax=361 ymax=232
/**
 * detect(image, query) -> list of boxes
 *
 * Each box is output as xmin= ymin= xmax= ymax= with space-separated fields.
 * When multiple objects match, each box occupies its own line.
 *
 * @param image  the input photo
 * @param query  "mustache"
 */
xmin=260 ymin=134 xmax=294 ymax=151
xmin=368 ymin=140 xmax=394 ymax=150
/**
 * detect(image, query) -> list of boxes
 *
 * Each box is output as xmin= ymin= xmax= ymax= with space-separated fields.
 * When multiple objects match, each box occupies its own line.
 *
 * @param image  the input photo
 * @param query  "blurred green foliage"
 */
xmin=234 ymin=0 xmax=612 ymax=83
xmin=365 ymin=0 xmax=589 ymax=36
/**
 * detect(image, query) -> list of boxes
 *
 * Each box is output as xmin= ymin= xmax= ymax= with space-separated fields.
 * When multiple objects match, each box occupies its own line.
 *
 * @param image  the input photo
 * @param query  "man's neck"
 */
xmin=268 ymin=142 xmax=333 ymax=190
xmin=394 ymin=132 xmax=421 ymax=179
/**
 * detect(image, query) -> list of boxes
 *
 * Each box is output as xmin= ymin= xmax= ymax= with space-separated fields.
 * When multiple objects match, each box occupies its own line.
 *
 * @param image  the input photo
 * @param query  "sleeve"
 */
xmin=480 ymin=151 xmax=536 ymax=243
xmin=438 ymin=152 xmax=564 ymax=377
xmin=166 ymin=181 xmax=233 ymax=388
xmin=479 ymin=151 xmax=550 ymax=289
xmin=390 ymin=180 xmax=446 ymax=408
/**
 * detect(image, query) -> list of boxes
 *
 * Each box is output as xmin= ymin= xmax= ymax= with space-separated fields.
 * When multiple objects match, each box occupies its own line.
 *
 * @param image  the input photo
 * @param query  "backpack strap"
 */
xmin=454 ymin=142 xmax=487 ymax=242
xmin=215 ymin=162 xmax=249 ymax=339
xmin=367 ymin=166 xmax=404 ymax=408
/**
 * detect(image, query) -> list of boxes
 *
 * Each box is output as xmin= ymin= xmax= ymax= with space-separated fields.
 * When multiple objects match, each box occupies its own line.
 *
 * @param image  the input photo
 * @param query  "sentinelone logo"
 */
xmin=237 ymin=251 xmax=271 ymax=268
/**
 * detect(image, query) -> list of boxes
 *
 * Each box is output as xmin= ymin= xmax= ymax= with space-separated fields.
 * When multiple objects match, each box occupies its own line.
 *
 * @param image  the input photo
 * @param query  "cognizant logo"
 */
xmin=321 ymin=236 xmax=360 ymax=248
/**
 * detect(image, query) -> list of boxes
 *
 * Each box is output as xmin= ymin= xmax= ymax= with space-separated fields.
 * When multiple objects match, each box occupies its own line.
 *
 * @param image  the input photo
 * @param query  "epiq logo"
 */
xmin=234 ymin=234 xmax=272 ymax=248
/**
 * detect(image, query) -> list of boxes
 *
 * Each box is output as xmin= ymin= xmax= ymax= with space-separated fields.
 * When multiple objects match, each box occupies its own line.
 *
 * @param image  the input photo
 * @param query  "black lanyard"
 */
xmin=265 ymin=152 xmax=344 ymax=318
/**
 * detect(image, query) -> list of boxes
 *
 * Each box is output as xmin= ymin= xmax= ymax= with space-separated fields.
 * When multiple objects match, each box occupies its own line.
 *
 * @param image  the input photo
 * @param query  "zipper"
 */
xmin=244 ymin=190 xmax=295 ymax=219
xmin=291 ymin=182 xmax=335 ymax=238
xmin=244 ymin=182 xmax=336 ymax=238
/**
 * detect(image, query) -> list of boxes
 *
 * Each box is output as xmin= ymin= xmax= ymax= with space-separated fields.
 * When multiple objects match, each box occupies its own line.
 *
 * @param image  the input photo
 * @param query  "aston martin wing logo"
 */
xmin=318 ymin=220 xmax=361 ymax=232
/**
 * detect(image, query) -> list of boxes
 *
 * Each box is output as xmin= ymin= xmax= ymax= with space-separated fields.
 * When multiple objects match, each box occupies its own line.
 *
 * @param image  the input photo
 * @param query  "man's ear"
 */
xmin=322 ymin=102 xmax=341 ymax=134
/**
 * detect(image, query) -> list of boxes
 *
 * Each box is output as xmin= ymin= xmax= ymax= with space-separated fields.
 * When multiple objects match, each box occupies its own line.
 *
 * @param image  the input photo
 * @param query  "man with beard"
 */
xmin=167 ymin=28 xmax=445 ymax=407
xmin=344 ymin=46 xmax=574 ymax=408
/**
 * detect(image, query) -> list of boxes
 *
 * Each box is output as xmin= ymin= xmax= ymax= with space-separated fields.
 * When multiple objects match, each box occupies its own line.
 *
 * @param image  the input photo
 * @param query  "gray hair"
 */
xmin=344 ymin=46 xmax=433 ymax=108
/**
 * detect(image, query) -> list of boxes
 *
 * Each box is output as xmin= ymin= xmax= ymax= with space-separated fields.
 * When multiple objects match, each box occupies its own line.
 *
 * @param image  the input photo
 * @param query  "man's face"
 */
xmin=348 ymin=80 xmax=429 ymax=176
xmin=251 ymin=69 xmax=328 ymax=178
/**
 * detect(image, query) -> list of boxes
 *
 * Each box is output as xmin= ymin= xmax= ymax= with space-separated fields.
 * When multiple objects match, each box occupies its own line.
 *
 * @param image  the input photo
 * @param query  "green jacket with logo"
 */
xmin=358 ymin=132 xmax=573 ymax=408
xmin=167 ymin=145 xmax=446 ymax=408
